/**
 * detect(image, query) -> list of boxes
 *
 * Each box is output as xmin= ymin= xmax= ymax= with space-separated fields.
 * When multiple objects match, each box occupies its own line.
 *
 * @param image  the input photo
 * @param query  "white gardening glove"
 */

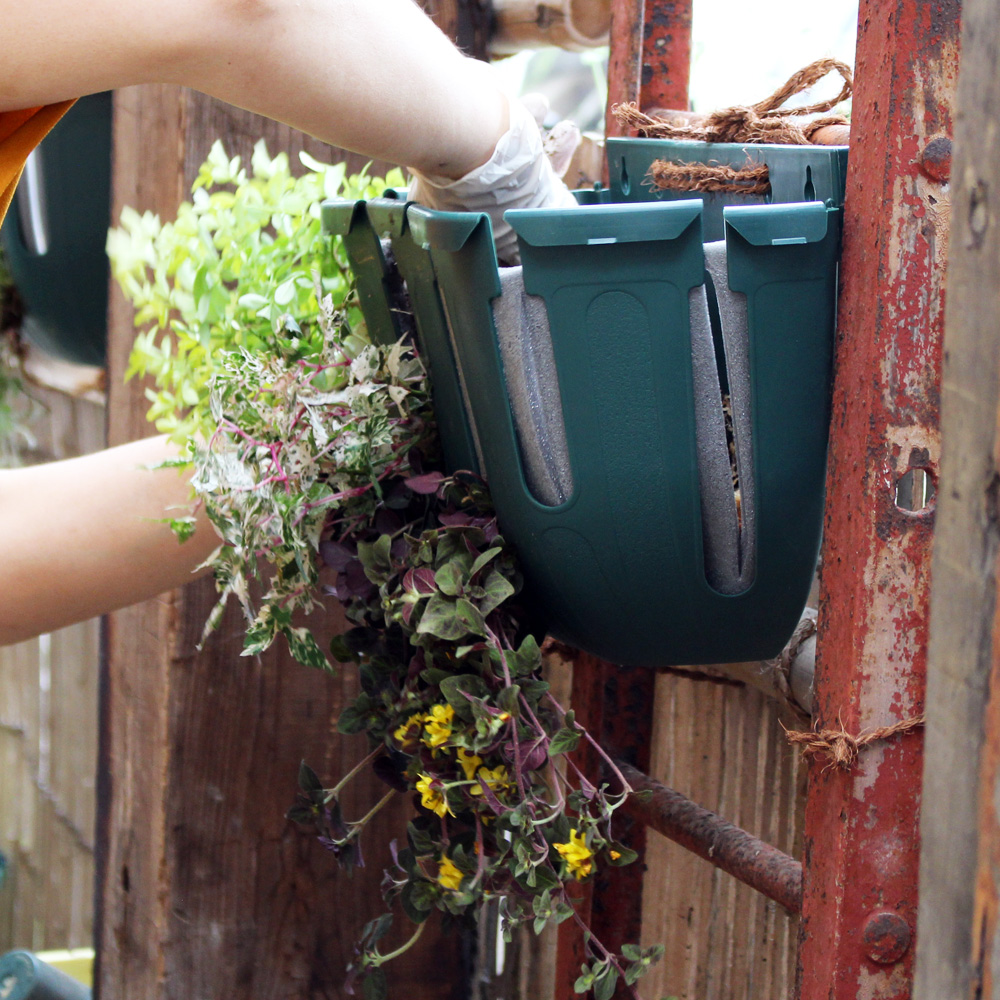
xmin=408 ymin=96 xmax=580 ymax=265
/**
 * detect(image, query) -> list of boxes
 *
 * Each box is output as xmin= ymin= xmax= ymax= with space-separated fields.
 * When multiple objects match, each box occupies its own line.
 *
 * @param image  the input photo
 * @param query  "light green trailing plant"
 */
xmin=109 ymin=143 xmax=663 ymax=1000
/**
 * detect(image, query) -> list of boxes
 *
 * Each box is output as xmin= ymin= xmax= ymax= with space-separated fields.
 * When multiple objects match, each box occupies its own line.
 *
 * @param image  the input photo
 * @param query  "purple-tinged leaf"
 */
xmin=405 ymin=471 xmax=445 ymax=494
xmin=438 ymin=511 xmax=473 ymax=527
xmin=475 ymin=777 xmax=509 ymax=816
xmin=373 ymin=754 xmax=409 ymax=792
xmin=319 ymin=540 xmax=354 ymax=572
xmin=343 ymin=562 xmax=376 ymax=600
xmin=521 ymin=739 xmax=549 ymax=771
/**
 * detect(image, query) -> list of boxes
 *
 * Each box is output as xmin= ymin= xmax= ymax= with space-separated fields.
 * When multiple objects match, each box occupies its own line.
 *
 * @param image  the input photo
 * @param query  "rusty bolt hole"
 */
xmin=894 ymin=466 xmax=936 ymax=513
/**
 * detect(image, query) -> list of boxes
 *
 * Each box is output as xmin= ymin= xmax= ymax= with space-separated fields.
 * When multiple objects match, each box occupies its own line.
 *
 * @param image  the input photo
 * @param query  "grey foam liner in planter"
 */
xmin=489 ymin=250 xmax=754 ymax=596
xmin=323 ymin=195 xmax=841 ymax=667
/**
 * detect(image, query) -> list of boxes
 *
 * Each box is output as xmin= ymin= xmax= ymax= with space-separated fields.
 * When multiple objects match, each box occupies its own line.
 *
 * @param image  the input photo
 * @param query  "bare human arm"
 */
xmin=0 ymin=0 xmax=509 ymax=181
xmin=0 ymin=436 xmax=217 ymax=645
xmin=0 ymin=0 xmax=575 ymax=642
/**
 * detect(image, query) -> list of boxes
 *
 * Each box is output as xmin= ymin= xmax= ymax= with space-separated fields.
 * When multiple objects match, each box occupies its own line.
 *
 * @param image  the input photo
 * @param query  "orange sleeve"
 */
xmin=0 ymin=101 xmax=77 ymax=228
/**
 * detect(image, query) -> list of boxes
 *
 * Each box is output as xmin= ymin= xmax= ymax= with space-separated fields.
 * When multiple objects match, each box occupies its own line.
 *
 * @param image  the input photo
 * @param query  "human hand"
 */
xmin=408 ymin=95 xmax=580 ymax=265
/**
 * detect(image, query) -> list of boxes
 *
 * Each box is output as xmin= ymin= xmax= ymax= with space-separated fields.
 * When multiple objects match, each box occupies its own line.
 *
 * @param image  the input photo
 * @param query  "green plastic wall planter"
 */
xmin=607 ymin=136 xmax=848 ymax=241
xmin=0 ymin=93 xmax=112 ymax=366
xmin=321 ymin=196 xmax=480 ymax=476
xmin=0 ymin=951 xmax=91 ymax=1000
xmin=323 ymin=185 xmax=841 ymax=666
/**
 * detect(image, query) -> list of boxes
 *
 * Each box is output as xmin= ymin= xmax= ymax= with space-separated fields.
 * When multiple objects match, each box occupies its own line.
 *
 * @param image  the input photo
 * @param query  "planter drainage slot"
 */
xmin=323 ymin=143 xmax=842 ymax=667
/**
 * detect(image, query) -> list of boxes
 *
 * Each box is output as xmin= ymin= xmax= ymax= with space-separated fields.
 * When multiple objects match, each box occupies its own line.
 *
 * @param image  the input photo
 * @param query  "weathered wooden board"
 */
xmin=638 ymin=674 xmax=804 ymax=1000
xmin=0 ymin=385 xmax=104 ymax=953
xmin=916 ymin=0 xmax=1000 ymax=996
xmin=97 ymin=84 xmax=465 ymax=1000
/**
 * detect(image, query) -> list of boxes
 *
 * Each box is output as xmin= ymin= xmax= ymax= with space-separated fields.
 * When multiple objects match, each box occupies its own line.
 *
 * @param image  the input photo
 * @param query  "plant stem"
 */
xmin=346 ymin=789 xmax=396 ymax=831
xmin=569 ymin=910 xmax=644 ymax=1000
xmin=329 ymin=745 xmax=385 ymax=799
xmin=545 ymin=692 xmax=634 ymax=795
xmin=372 ymin=920 xmax=427 ymax=966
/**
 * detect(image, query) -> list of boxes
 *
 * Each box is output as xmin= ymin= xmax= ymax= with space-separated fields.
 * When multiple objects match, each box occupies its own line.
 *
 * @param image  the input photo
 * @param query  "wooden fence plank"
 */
xmin=0 ymin=386 xmax=103 ymax=955
xmin=638 ymin=676 xmax=803 ymax=1000
xmin=915 ymin=0 xmax=1000 ymax=995
xmin=97 ymin=84 xmax=465 ymax=1000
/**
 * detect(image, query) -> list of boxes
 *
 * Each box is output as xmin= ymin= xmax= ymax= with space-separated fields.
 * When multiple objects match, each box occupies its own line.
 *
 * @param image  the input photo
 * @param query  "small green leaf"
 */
xmin=469 ymin=545 xmax=502 ymax=578
xmin=329 ymin=633 xmax=360 ymax=664
xmin=606 ymin=843 xmax=638 ymax=866
xmin=416 ymin=592 xmax=468 ymax=641
xmin=434 ymin=560 xmax=464 ymax=597
xmin=167 ymin=516 xmax=198 ymax=543
xmin=298 ymin=761 xmax=323 ymax=794
xmin=455 ymin=598 xmax=488 ymax=637
xmin=362 ymin=967 xmax=388 ymax=1000
xmin=285 ymin=803 xmax=314 ymax=825
xmin=549 ymin=728 xmax=582 ymax=756
xmin=439 ymin=673 xmax=491 ymax=712
xmin=362 ymin=912 xmax=393 ymax=947
xmin=593 ymin=965 xmax=619 ymax=1000
xmin=479 ymin=568 xmax=516 ymax=617
xmin=400 ymin=881 xmax=433 ymax=924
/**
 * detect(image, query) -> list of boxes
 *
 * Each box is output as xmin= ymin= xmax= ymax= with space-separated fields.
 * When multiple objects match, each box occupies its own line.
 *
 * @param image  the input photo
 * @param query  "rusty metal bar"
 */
xmin=618 ymin=761 xmax=803 ymax=914
xmin=797 ymin=0 xmax=961 ymax=997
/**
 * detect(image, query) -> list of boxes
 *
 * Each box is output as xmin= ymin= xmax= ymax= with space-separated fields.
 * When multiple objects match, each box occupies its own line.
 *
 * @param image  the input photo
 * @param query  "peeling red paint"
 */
xmin=640 ymin=0 xmax=692 ymax=111
xmin=797 ymin=2 xmax=960 ymax=999
xmin=605 ymin=0 xmax=645 ymax=140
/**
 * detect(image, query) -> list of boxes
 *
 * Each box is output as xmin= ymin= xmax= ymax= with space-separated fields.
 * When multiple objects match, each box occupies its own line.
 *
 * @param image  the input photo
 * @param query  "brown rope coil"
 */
xmin=647 ymin=159 xmax=771 ymax=194
xmin=784 ymin=714 xmax=925 ymax=771
xmin=614 ymin=57 xmax=852 ymax=146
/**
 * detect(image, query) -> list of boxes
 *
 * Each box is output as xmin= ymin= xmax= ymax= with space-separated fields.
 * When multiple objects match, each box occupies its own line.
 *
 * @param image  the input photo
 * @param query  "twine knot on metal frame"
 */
xmin=784 ymin=714 xmax=925 ymax=771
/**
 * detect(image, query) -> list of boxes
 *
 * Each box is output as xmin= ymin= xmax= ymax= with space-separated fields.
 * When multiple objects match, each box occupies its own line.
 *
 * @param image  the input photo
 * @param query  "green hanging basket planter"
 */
xmin=1 ymin=92 xmax=112 ymax=367
xmin=323 ymin=140 xmax=844 ymax=667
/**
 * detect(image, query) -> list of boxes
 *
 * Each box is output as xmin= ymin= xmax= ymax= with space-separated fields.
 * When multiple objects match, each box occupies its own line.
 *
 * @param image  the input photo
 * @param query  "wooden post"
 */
xmin=417 ymin=0 xmax=493 ymax=59
xmin=797 ymin=1 xmax=961 ymax=997
xmin=915 ymin=0 xmax=1000 ymax=995
xmin=96 ymin=85 xmax=465 ymax=1000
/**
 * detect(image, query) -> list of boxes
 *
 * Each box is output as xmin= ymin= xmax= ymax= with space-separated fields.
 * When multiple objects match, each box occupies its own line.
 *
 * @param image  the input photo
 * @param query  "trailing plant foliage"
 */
xmin=109 ymin=143 xmax=662 ymax=999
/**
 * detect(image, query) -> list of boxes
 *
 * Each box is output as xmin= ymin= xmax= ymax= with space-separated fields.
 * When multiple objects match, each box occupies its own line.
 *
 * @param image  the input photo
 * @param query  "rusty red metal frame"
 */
xmin=797 ymin=1 xmax=961 ymax=998
xmin=605 ymin=0 xmax=693 ymax=141
xmin=604 ymin=0 xmax=645 ymax=139
xmin=564 ymin=2 xmax=961 ymax=998
xmin=639 ymin=0 xmax=692 ymax=112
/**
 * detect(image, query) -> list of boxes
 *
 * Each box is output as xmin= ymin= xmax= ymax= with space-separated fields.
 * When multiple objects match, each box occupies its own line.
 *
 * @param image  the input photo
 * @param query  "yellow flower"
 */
xmin=415 ymin=773 xmax=453 ymax=818
xmin=423 ymin=704 xmax=455 ymax=749
xmin=437 ymin=855 xmax=464 ymax=891
xmin=470 ymin=764 xmax=512 ymax=798
xmin=393 ymin=712 xmax=424 ymax=751
xmin=457 ymin=748 xmax=483 ymax=781
xmin=554 ymin=828 xmax=594 ymax=881
xmin=609 ymin=849 xmax=622 ymax=861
